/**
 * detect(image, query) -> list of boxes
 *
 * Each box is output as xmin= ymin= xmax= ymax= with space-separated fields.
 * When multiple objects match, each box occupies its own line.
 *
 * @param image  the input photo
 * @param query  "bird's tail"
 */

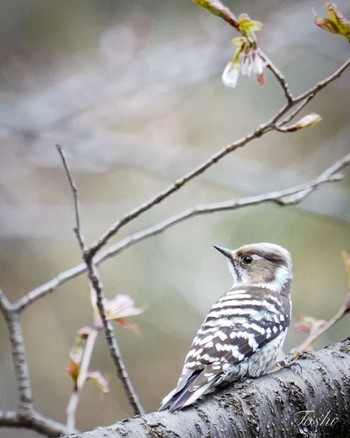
xmin=159 ymin=369 xmax=218 ymax=412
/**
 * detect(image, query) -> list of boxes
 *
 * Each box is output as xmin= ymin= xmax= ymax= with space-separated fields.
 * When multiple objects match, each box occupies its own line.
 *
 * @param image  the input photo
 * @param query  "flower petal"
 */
xmin=93 ymin=293 xmax=144 ymax=331
xmin=222 ymin=61 xmax=240 ymax=88
xmin=86 ymin=371 xmax=110 ymax=394
xmin=106 ymin=294 xmax=144 ymax=319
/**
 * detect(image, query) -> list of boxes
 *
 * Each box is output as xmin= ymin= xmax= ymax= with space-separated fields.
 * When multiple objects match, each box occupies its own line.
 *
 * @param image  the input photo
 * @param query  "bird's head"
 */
xmin=214 ymin=242 xmax=292 ymax=291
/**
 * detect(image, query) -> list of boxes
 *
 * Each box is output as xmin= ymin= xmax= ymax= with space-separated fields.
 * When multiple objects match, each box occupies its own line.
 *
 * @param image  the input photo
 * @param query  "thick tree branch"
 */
xmin=67 ymin=339 xmax=350 ymax=438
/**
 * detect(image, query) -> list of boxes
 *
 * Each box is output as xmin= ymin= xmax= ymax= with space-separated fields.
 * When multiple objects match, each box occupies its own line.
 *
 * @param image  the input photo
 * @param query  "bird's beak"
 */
xmin=214 ymin=245 xmax=233 ymax=259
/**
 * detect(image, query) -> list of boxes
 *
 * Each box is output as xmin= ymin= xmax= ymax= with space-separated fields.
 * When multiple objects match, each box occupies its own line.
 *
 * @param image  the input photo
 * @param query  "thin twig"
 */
xmin=274 ymin=94 xmax=315 ymax=129
xmin=273 ymin=58 xmax=350 ymax=128
xmin=290 ymin=252 xmax=350 ymax=361
xmin=86 ymin=58 xmax=350 ymax=257
xmin=57 ymin=147 xmax=145 ymax=416
xmin=56 ymin=145 xmax=85 ymax=251
xmin=293 ymin=305 xmax=348 ymax=360
xmin=87 ymin=261 xmax=145 ymax=415
xmin=14 ymin=264 xmax=87 ymax=312
xmin=0 ymin=409 xmax=75 ymax=436
xmin=87 ymin=126 xmax=271 ymax=257
xmin=66 ymin=329 xmax=98 ymax=430
xmin=92 ymin=153 xmax=348 ymax=259
xmin=13 ymin=153 xmax=350 ymax=312
xmin=264 ymin=54 xmax=294 ymax=103
xmin=270 ymin=57 xmax=350 ymax=126
xmin=295 ymin=57 xmax=350 ymax=104
xmin=193 ymin=0 xmax=239 ymax=30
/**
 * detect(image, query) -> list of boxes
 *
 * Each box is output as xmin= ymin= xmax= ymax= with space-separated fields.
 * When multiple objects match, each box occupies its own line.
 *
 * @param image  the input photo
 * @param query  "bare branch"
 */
xmin=0 ymin=289 xmax=75 ymax=435
xmin=85 ymin=261 xmax=145 ymax=416
xmin=0 ymin=411 xmax=19 ymax=428
xmin=264 ymin=54 xmax=294 ymax=103
xmin=86 ymin=58 xmax=350 ymax=256
xmin=13 ymin=153 xmax=350 ymax=313
xmin=192 ymin=0 xmax=239 ymax=30
xmin=87 ymin=127 xmax=270 ymax=257
xmin=56 ymin=145 xmax=85 ymax=251
xmin=274 ymin=94 xmax=314 ymax=129
xmin=57 ymin=147 xmax=145 ymax=416
xmin=271 ymin=57 xmax=350 ymax=130
xmin=0 ymin=409 xmax=75 ymax=436
xmin=289 ymin=252 xmax=350 ymax=362
xmin=95 ymin=153 xmax=349 ymax=258
xmin=292 ymin=306 xmax=348 ymax=361
xmin=14 ymin=264 xmax=87 ymax=312
xmin=295 ymin=57 xmax=350 ymax=104
xmin=0 ymin=289 xmax=33 ymax=412
xmin=270 ymin=57 xmax=350 ymax=127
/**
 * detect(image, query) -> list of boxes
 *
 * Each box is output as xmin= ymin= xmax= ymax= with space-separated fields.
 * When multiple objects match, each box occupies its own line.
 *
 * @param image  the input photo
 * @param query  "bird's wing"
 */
xmin=160 ymin=287 xmax=290 ymax=411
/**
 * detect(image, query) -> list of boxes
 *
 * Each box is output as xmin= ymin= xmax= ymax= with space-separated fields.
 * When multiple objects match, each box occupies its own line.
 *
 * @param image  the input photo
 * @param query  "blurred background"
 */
xmin=0 ymin=0 xmax=349 ymax=436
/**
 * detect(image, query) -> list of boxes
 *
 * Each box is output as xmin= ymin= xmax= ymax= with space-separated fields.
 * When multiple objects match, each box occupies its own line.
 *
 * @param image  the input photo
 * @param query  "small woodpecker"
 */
xmin=159 ymin=242 xmax=292 ymax=412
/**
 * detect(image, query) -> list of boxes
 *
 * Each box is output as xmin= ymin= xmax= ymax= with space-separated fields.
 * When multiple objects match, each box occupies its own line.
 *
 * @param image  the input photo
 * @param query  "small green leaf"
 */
xmin=315 ymin=2 xmax=350 ymax=42
xmin=237 ymin=14 xmax=263 ymax=40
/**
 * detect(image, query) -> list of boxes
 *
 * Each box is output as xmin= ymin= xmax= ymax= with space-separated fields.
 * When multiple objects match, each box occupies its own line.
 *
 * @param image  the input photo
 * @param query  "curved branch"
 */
xmin=271 ymin=57 xmax=350 ymax=126
xmin=13 ymin=153 xmax=350 ymax=312
xmin=86 ymin=58 xmax=350 ymax=256
xmin=295 ymin=57 xmax=350 ymax=103
xmin=87 ymin=127 xmax=270 ymax=257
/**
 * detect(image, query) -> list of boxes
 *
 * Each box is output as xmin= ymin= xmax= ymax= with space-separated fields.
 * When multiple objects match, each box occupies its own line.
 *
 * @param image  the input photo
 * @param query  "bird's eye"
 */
xmin=242 ymin=255 xmax=253 ymax=264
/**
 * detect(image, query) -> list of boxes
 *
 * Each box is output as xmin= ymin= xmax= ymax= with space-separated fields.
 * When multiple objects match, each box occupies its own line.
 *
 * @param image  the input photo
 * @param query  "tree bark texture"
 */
xmin=69 ymin=339 xmax=350 ymax=438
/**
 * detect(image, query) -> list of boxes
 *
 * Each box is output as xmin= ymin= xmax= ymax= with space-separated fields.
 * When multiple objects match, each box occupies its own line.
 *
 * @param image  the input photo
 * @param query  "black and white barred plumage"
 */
xmin=159 ymin=242 xmax=292 ymax=412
